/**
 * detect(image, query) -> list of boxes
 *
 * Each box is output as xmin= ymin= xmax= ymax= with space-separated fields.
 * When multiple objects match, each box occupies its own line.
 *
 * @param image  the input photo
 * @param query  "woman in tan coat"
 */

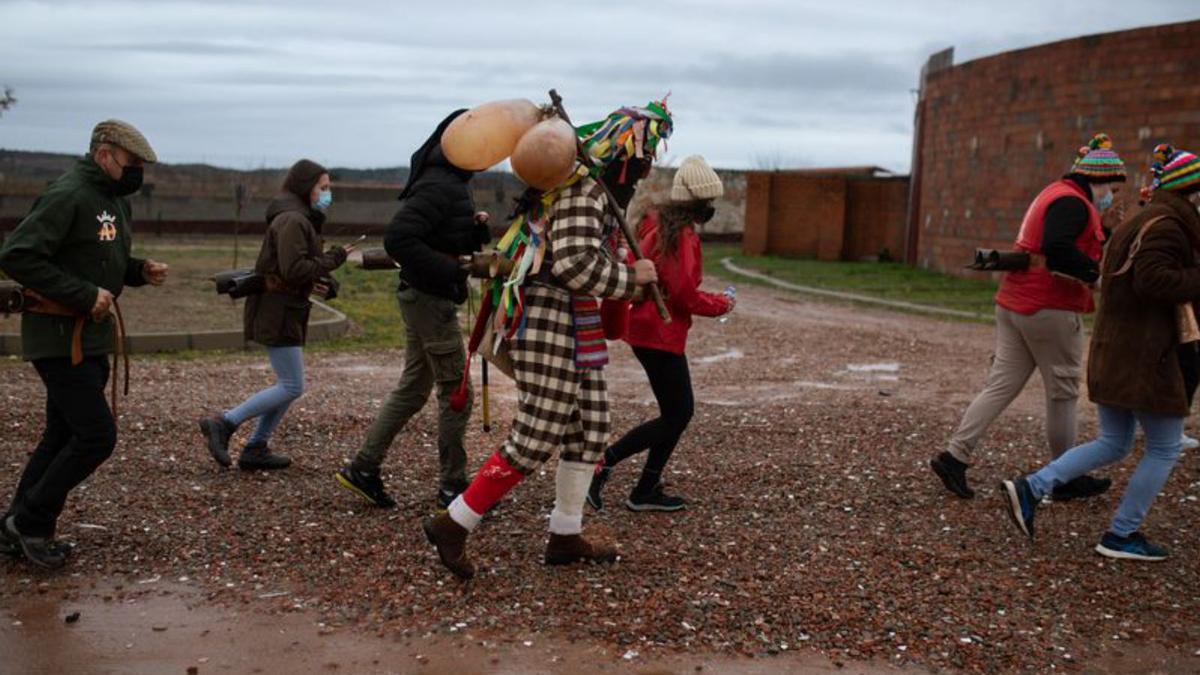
xmin=1001 ymin=144 xmax=1200 ymax=561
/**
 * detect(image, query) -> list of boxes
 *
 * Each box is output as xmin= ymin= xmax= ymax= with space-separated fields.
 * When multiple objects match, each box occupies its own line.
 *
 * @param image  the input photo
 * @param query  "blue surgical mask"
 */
xmin=1095 ymin=191 xmax=1113 ymax=212
xmin=312 ymin=189 xmax=333 ymax=212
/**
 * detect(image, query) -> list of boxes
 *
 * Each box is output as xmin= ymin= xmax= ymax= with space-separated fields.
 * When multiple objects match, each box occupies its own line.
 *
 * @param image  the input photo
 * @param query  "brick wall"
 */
xmin=912 ymin=19 xmax=1200 ymax=274
xmin=742 ymin=169 xmax=909 ymax=261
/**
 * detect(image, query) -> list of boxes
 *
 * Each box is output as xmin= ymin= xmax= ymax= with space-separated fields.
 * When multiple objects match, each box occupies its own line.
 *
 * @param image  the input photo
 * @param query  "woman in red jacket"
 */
xmin=588 ymin=155 xmax=733 ymax=512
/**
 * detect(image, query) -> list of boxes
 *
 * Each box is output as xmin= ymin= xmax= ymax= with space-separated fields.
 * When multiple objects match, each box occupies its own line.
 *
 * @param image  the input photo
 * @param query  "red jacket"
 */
xmin=624 ymin=210 xmax=730 ymax=354
xmin=994 ymin=179 xmax=1104 ymax=315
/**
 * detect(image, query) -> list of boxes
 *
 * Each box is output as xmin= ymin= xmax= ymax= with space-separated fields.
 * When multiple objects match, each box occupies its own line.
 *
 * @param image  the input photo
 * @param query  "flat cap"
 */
xmin=91 ymin=119 xmax=157 ymax=163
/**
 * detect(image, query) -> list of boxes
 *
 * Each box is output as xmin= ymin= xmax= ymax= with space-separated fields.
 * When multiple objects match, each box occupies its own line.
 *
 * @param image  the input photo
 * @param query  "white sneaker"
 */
xmin=1181 ymin=433 xmax=1199 ymax=450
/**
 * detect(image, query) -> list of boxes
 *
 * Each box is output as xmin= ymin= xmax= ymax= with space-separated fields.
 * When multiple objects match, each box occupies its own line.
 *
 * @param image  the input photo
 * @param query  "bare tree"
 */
xmin=0 ymin=87 xmax=15 ymax=117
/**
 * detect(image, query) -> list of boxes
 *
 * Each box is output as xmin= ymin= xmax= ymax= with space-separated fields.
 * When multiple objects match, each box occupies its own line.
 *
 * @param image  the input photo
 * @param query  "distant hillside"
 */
xmin=0 ymin=149 xmax=410 ymax=187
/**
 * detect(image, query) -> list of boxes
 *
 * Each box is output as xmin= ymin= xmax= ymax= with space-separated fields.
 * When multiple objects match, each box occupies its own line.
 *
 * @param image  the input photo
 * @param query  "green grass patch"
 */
xmin=702 ymin=243 xmax=999 ymax=321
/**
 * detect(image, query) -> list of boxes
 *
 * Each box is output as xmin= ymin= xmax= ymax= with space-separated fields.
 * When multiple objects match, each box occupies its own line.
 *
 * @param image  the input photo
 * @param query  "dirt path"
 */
xmin=1 ymin=281 xmax=1196 ymax=673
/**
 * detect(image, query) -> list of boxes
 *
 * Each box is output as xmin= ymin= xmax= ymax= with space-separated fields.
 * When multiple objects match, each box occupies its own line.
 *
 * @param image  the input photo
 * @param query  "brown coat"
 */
xmin=1088 ymin=189 xmax=1200 ymax=416
xmin=244 ymin=193 xmax=346 ymax=346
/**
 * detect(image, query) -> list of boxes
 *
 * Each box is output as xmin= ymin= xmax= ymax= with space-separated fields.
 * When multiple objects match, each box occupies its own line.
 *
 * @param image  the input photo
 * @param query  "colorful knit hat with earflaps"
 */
xmin=577 ymin=97 xmax=673 ymax=180
xmin=1141 ymin=144 xmax=1200 ymax=201
xmin=1070 ymin=133 xmax=1127 ymax=183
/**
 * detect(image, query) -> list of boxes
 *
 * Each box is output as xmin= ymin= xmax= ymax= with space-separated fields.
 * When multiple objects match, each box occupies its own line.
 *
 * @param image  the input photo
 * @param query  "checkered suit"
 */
xmin=499 ymin=177 xmax=638 ymax=474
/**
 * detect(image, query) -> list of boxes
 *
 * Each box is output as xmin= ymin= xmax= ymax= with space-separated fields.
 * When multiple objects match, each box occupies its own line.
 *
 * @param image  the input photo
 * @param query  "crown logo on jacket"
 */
xmin=97 ymin=211 xmax=118 ymax=242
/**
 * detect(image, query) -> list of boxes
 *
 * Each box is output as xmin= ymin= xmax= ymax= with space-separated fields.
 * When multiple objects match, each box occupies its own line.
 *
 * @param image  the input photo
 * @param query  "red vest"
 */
xmin=994 ymin=179 xmax=1104 ymax=315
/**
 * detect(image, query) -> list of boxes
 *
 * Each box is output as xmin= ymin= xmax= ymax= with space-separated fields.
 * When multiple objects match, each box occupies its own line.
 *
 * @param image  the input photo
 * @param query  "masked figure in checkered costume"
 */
xmin=423 ymin=100 xmax=672 ymax=579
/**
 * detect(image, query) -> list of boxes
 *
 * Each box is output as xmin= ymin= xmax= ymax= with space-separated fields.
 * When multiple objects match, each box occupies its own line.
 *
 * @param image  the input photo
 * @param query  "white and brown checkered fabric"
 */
xmin=498 ymin=178 xmax=639 ymax=474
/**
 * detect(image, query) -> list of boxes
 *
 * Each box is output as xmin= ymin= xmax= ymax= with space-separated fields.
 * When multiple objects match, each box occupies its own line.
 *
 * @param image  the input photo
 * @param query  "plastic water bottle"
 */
xmin=718 ymin=285 xmax=736 ymax=324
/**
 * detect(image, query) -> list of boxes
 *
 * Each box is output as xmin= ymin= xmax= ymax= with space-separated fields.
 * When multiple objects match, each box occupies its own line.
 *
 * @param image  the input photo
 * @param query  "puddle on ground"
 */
xmin=843 ymin=362 xmax=901 ymax=382
xmin=845 ymin=362 xmax=900 ymax=373
xmin=694 ymin=348 xmax=745 ymax=365
xmin=0 ymin=582 xmax=896 ymax=675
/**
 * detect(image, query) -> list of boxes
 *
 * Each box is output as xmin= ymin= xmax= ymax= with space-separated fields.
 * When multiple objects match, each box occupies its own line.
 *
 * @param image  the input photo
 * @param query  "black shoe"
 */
xmin=2 ymin=521 xmax=72 ymax=560
xmin=238 ymin=442 xmax=291 ymax=471
xmin=0 ymin=518 xmax=19 ymax=557
xmin=436 ymin=484 xmax=466 ymax=511
xmin=1000 ymin=477 xmax=1038 ymax=540
xmin=1051 ymin=474 xmax=1112 ymax=502
xmin=4 ymin=516 xmax=68 ymax=570
xmin=930 ymin=451 xmax=975 ymax=499
xmin=626 ymin=483 xmax=686 ymax=512
xmin=586 ymin=465 xmax=611 ymax=511
xmin=335 ymin=466 xmax=397 ymax=509
xmin=198 ymin=415 xmax=236 ymax=467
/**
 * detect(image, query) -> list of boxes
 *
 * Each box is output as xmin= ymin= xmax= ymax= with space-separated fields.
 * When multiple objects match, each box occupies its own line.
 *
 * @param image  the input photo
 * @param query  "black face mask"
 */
xmin=602 ymin=158 xmax=650 ymax=209
xmin=698 ymin=204 xmax=716 ymax=223
xmin=112 ymin=164 xmax=144 ymax=196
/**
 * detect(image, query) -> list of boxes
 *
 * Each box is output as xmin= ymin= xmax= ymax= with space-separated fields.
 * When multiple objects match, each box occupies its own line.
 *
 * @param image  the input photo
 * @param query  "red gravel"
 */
xmin=1 ymin=284 xmax=1198 ymax=672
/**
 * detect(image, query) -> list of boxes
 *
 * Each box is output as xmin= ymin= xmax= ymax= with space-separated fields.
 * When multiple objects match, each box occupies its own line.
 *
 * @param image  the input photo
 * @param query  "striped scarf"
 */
xmin=571 ymin=296 xmax=608 ymax=370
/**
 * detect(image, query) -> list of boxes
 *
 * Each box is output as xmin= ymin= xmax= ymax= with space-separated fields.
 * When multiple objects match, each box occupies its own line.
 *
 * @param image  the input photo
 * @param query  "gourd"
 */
xmin=442 ymin=99 xmax=542 ymax=171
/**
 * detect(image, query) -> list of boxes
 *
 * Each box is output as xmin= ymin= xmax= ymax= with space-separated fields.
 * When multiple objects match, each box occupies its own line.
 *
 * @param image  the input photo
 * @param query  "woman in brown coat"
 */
xmin=198 ymin=159 xmax=351 ymax=470
xmin=1001 ymin=144 xmax=1200 ymax=562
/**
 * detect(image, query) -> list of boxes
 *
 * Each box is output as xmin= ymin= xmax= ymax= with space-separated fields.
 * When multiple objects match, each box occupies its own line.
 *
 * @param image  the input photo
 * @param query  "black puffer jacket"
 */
xmin=384 ymin=110 xmax=491 ymax=304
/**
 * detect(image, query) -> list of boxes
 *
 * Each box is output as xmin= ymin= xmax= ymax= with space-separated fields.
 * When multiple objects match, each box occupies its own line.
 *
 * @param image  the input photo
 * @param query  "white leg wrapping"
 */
xmin=447 ymin=495 xmax=482 ymax=532
xmin=548 ymin=460 xmax=592 ymax=535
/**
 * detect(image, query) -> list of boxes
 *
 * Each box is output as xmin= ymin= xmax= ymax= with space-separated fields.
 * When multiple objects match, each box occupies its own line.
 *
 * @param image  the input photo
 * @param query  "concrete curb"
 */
xmin=718 ymin=257 xmax=991 ymax=321
xmin=0 ymin=299 xmax=350 ymax=356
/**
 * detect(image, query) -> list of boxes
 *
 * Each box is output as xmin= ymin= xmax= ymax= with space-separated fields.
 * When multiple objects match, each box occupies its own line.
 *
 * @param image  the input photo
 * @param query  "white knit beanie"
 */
xmin=671 ymin=155 xmax=723 ymax=201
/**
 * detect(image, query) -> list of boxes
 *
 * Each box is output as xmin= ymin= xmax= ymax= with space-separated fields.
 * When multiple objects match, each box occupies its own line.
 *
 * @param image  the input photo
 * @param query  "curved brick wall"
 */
xmin=910 ymin=20 xmax=1200 ymax=274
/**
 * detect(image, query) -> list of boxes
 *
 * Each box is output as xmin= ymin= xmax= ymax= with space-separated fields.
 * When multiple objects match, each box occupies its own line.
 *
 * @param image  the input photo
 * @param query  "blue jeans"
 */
xmin=223 ymin=346 xmax=305 ymax=446
xmin=1026 ymin=404 xmax=1183 ymax=537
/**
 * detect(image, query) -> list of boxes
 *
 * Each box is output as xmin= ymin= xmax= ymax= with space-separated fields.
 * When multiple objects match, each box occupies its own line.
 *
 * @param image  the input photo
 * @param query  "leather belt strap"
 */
xmin=24 ymin=290 xmax=130 ymax=417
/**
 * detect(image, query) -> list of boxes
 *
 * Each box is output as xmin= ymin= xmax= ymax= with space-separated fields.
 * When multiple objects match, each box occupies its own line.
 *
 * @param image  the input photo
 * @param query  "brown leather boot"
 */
xmin=422 ymin=513 xmax=475 ymax=580
xmin=543 ymin=533 xmax=618 ymax=566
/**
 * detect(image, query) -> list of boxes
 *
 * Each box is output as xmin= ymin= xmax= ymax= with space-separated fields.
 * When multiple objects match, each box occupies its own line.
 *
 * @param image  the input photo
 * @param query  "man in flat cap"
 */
xmin=0 ymin=119 xmax=168 ymax=569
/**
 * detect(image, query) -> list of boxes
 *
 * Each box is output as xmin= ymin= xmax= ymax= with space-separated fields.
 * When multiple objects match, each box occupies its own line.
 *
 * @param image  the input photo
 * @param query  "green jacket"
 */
xmin=0 ymin=157 xmax=147 ymax=361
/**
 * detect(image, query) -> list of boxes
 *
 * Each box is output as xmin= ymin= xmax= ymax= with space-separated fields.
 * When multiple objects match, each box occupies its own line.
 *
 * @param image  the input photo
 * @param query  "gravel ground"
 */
xmin=1 ymin=283 xmax=1198 ymax=672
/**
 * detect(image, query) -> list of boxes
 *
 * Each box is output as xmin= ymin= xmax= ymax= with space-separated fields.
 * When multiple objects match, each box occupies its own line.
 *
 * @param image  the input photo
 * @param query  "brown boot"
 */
xmin=422 ymin=513 xmax=475 ymax=580
xmin=543 ymin=533 xmax=618 ymax=566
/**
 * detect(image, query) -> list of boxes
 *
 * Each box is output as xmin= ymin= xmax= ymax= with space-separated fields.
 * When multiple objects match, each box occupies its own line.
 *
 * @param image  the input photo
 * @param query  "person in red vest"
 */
xmin=931 ymin=133 xmax=1126 ymax=500
xmin=587 ymin=155 xmax=733 ymax=512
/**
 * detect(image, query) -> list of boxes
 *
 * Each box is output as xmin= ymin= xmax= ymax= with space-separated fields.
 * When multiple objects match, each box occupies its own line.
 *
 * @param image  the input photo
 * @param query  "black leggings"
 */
xmin=604 ymin=347 xmax=694 ymax=492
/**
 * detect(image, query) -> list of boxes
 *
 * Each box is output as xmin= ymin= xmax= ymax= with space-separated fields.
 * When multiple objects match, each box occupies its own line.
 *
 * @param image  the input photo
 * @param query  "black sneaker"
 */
xmin=1 ymin=520 xmax=72 ymax=560
xmin=1051 ymin=474 xmax=1112 ymax=502
xmin=1095 ymin=531 xmax=1168 ymax=562
xmin=198 ymin=415 xmax=236 ymax=467
xmin=626 ymin=483 xmax=686 ymax=512
xmin=237 ymin=442 xmax=291 ymax=471
xmin=4 ymin=515 xmax=68 ymax=570
xmin=587 ymin=465 xmax=611 ymax=510
xmin=335 ymin=466 xmax=397 ymax=509
xmin=930 ymin=451 xmax=975 ymax=499
xmin=1000 ymin=477 xmax=1038 ymax=540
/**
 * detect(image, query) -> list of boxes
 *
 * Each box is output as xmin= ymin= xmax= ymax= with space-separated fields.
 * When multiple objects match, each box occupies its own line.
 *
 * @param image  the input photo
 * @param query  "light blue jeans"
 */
xmin=223 ymin=346 xmax=305 ymax=446
xmin=1026 ymin=404 xmax=1183 ymax=537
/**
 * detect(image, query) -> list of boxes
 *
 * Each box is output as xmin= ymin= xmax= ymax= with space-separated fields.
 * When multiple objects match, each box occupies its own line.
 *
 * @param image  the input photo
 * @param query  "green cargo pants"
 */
xmin=353 ymin=285 xmax=471 ymax=491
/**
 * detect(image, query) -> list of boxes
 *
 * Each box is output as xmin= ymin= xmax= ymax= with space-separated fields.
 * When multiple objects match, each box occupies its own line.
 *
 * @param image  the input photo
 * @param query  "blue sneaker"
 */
xmin=1095 ymin=532 xmax=1168 ymax=562
xmin=1000 ymin=478 xmax=1037 ymax=539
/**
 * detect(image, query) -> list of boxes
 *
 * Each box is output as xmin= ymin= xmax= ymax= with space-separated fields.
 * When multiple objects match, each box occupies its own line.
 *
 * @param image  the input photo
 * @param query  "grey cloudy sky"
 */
xmin=1 ymin=0 xmax=1196 ymax=172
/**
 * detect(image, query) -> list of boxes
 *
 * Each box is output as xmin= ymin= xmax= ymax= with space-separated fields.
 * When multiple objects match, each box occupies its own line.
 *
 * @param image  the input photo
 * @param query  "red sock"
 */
xmin=461 ymin=451 xmax=525 ymax=514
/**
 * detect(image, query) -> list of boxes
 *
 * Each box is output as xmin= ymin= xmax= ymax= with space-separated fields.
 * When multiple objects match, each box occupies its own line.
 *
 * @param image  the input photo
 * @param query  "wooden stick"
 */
xmin=548 ymin=89 xmax=671 ymax=324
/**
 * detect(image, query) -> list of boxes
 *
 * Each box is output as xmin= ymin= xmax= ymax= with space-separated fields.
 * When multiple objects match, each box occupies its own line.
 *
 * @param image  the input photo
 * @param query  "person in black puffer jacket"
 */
xmin=336 ymin=110 xmax=490 ymax=510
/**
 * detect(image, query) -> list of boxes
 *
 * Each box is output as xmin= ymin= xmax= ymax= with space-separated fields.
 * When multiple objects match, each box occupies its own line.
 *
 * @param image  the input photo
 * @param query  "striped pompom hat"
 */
xmin=1070 ymin=133 xmax=1127 ymax=183
xmin=1146 ymin=144 xmax=1200 ymax=197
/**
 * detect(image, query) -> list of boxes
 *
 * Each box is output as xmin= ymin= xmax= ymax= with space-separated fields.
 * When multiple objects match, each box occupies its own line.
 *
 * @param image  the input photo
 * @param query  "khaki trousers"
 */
xmin=353 ymin=286 xmax=470 ymax=490
xmin=948 ymin=306 xmax=1083 ymax=464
